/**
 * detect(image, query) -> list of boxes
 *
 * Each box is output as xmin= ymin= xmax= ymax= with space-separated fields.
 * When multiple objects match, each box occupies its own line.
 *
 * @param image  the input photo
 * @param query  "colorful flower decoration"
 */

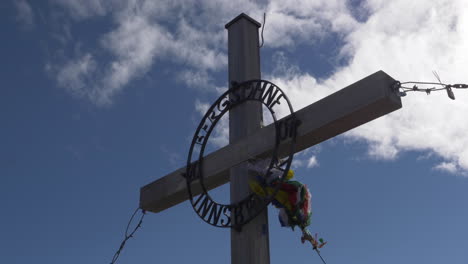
xmin=247 ymin=159 xmax=326 ymax=251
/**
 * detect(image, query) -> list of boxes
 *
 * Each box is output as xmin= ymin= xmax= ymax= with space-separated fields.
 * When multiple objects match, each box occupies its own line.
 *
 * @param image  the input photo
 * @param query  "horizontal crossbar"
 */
xmin=140 ymin=70 xmax=402 ymax=213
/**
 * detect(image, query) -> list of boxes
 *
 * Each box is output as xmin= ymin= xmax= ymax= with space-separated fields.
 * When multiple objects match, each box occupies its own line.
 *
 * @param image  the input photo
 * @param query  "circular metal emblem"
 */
xmin=185 ymin=80 xmax=299 ymax=229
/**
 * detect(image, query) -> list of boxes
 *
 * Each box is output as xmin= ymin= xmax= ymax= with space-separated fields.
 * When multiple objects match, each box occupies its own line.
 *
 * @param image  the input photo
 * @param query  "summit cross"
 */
xmin=139 ymin=13 xmax=402 ymax=264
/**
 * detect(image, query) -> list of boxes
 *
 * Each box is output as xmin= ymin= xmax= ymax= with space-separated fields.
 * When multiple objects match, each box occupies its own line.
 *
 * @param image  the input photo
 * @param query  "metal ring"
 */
xmin=185 ymin=79 xmax=298 ymax=229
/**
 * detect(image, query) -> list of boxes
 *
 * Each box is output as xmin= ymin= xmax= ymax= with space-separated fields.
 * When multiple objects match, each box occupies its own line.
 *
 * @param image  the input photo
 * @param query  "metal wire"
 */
xmin=394 ymin=80 xmax=468 ymax=98
xmin=395 ymin=71 xmax=468 ymax=100
xmin=107 ymin=207 xmax=328 ymax=264
xmin=301 ymin=230 xmax=328 ymax=264
xmin=259 ymin=12 xmax=266 ymax=48
xmin=110 ymin=208 xmax=146 ymax=264
xmin=315 ymin=249 xmax=328 ymax=264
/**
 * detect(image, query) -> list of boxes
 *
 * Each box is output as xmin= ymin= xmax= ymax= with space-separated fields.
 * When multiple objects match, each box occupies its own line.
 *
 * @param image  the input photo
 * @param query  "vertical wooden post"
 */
xmin=225 ymin=13 xmax=270 ymax=264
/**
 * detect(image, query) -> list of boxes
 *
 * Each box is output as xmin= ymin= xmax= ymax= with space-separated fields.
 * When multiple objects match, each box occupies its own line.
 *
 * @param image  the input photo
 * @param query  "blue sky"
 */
xmin=2 ymin=0 xmax=468 ymax=263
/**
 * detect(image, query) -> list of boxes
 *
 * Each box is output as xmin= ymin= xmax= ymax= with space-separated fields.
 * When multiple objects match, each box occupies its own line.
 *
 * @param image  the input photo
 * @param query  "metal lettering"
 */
xmin=220 ymin=206 xmax=231 ymax=226
xmin=186 ymin=79 xmax=297 ymax=229
xmin=278 ymin=117 xmax=299 ymax=141
xmin=233 ymin=204 xmax=245 ymax=226
xmin=193 ymin=192 xmax=206 ymax=208
xmin=229 ymin=87 xmax=242 ymax=104
xmin=254 ymin=81 xmax=268 ymax=101
xmin=196 ymin=135 xmax=205 ymax=144
xmin=278 ymin=118 xmax=290 ymax=141
xmin=245 ymin=82 xmax=258 ymax=99
xmin=261 ymin=84 xmax=279 ymax=107
xmin=268 ymin=93 xmax=284 ymax=109
xmin=207 ymin=203 xmax=223 ymax=225
xmin=246 ymin=197 xmax=259 ymax=216
xmin=186 ymin=161 xmax=199 ymax=182
xmin=217 ymin=96 xmax=231 ymax=112
xmin=195 ymin=195 xmax=214 ymax=219
xmin=208 ymin=96 xmax=230 ymax=121
xmin=209 ymin=111 xmax=219 ymax=122
xmin=196 ymin=121 xmax=212 ymax=144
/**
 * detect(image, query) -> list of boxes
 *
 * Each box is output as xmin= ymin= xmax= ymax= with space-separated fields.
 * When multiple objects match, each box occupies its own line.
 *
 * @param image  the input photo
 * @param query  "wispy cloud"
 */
xmin=194 ymin=100 xmax=210 ymax=116
xmin=291 ymin=148 xmax=321 ymax=170
xmin=52 ymin=0 xmax=108 ymax=20
xmin=51 ymin=53 xmax=97 ymax=100
xmin=47 ymin=0 xmax=355 ymax=106
xmin=434 ymin=162 xmax=459 ymax=174
xmin=97 ymin=14 xmax=172 ymax=105
xmin=43 ymin=0 xmax=468 ymax=174
xmin=160 ymin=145 xmax=183 ymax=169
xmin=177 ymin=70 xmax=222 ymax=92
xmin=48 ymin=0 xmax=230 ymax=105
xmin=14 ymin=0 xmax=35 ymax=29
xmin=307 ymin=156 xmax=319 ymax=169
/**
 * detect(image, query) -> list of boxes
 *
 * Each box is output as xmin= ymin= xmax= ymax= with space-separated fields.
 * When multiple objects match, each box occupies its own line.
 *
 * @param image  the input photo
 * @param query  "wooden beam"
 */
xmin=140 ymin=70 xmax=402 ymax=213
xmin=225 ymin=13 xmax=269 ymax=264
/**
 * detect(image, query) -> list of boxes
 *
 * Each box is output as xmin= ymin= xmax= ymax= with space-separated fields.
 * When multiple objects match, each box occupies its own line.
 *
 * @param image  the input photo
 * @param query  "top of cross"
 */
xmin=225 ymin=13 xmax=261 ymax=29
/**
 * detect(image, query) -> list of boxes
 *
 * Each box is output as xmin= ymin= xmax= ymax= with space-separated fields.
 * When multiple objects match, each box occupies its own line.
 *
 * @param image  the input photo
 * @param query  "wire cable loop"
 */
xmin=110 ymin=208 xmax=146 ymax=264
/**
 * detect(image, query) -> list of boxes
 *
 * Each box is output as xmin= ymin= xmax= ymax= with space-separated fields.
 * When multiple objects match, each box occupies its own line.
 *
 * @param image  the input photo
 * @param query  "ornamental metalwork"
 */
xmin=185 ymin=80 xmax=299 ymax=230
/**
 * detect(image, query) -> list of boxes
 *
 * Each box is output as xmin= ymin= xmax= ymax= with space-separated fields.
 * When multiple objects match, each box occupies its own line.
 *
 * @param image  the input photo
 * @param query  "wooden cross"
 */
xmin=140 ymin=13 xmax=402 ymax=264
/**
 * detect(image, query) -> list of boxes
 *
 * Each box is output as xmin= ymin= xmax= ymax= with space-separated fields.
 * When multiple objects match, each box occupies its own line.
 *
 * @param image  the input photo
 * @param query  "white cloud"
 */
xmin=434 ymin=162 xmax=459 ymax=174
xmin=209 ymin=117 xmax=229 ymax=149
xmin=292 ymin=159 xmax=304 ymax=168
xmin=49 ymin=0 xmax=358 ymax=106
xmin=172 ymin=19 xmax=227 ymax=71
xmin=14 ymin=0 xmax=34 ymax=29
xmin=52 ymin=0 xmax=108 ymax=20
xmin=97 ymin=14 xmax=172 ymax=104
xmin=46 ymin=0 xmax=468 ymax=174
xmin=307 ymin=156 xmax=319 ymax=168
xmin=54 ymin=53 xmax=97 ymax=99
xmin=194 ymin=100 xmax=229 ymax=149
xmin=194 ymin=100 xmax=210 ymax=116
xmin=50 ymin=0 xmax=230 ymax=105
xmin=290 ymin=148 xmax=321 ymax=169
xmin=267 ymin=0 xmax=468 ymax=174
xmin=264 ymin=0 xmax=358 ymax=47
xmin=338 ymin=0 xmax=468 ymax=172
xmin=160 ymin=145 xmax=183 ymax=169
xmin=177 ymin=70 xmax=221 ymax=92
